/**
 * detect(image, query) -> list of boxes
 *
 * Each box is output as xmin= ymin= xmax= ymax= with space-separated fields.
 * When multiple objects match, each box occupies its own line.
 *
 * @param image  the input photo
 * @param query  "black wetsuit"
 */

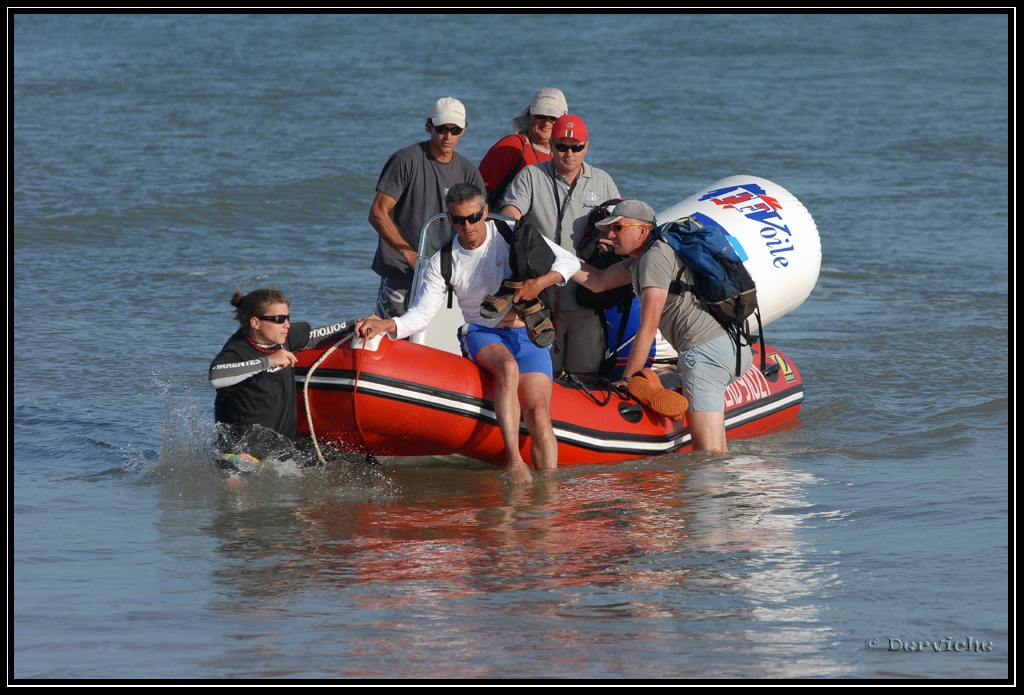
xmin=209 ymin=321 xmax=352 ymax=444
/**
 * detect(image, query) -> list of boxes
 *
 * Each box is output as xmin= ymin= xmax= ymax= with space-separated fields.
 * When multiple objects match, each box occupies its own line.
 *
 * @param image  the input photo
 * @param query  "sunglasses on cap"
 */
xmin=258 ymin=314 xmax=290 ymax=324
xmin=553 ymin=141 xmax=586 ymax=153
xmin=448 ymin=209 xmax=485 ymax=226
xmin=433 ymin=125 xmax=464 ymax=136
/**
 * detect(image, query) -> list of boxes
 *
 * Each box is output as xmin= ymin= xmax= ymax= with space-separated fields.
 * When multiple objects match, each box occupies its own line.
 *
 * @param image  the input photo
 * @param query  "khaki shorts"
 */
xmin=678 ymin=333 xmax=752 ymax=412
xmin=552 ymin=308 xmax=605 ymax=375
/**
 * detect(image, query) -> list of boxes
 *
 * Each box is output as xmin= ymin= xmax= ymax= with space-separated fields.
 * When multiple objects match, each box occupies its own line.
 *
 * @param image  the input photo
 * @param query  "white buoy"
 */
xmin=656 ymin=176 xmax=821 ymax=328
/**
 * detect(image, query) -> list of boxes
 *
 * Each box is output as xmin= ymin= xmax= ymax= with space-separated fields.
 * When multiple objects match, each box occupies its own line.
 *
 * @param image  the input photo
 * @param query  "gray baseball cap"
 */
xmin=595 ymin=199 xmax=657 ymax=227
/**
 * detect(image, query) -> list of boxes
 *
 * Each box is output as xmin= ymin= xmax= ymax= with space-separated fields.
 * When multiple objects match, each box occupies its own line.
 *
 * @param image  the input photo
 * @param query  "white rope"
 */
xmin=303 ymin=335 xmax=353 ymax=465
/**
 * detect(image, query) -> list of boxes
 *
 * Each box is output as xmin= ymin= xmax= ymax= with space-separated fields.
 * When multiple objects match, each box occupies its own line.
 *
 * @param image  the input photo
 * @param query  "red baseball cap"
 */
xmin=552 ymin=114 xmax=588 ymax=142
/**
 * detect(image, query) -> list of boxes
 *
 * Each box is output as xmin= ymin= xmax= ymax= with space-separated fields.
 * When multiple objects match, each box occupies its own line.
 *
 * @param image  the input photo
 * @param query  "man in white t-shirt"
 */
xmin=356 ymin=184 xmax=580 ymax=484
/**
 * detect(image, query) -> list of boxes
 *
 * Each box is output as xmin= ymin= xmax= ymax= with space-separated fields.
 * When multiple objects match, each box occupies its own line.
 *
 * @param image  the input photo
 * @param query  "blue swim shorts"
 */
xmin=459 ymin=324 xmax=553 ymax=378
xmin=678 ymin=333 xmax=752 ymax=412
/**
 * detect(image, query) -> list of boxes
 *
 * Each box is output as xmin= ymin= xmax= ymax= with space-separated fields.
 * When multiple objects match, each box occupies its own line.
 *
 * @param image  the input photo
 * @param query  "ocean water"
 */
xmin=12 ymin=13 xmax=1009 ymax=680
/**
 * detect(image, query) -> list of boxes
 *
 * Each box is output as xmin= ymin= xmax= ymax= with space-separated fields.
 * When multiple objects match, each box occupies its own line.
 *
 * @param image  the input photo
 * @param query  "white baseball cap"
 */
xmin=429 ymin=97 xmax=467 ymax=128
xmin=511 ymin=87 xmax=567 ymax=133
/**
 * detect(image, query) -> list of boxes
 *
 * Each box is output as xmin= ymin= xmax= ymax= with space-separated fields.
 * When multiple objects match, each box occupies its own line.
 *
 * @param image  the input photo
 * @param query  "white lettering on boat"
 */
xmin=723 ymin=365 xmax=773 ymax=408
xmin=309 ymin=322 xmax=351 ymax=340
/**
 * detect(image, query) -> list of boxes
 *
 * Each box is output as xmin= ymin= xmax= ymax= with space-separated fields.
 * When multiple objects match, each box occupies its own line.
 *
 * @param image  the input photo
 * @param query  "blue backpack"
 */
xmin=657 ymin=216 xmax=764 ymax=376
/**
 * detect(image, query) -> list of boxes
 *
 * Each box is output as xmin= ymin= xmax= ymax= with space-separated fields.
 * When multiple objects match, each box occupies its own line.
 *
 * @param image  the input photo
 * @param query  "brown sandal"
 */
xmin=480 ymin=281 xmax=526 ymax=319
xmin=514 ymin=298 xmax=555 ymax=348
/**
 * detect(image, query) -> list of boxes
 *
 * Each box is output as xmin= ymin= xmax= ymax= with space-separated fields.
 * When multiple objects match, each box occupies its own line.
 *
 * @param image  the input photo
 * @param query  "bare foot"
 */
xmin=505 ymin=460 xmax=533 ymax=486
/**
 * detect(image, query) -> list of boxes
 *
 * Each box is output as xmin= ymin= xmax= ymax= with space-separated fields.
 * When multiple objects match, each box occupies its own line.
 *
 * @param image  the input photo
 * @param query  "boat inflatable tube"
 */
xmin=655 ymin=176 xmax=821 ymax=328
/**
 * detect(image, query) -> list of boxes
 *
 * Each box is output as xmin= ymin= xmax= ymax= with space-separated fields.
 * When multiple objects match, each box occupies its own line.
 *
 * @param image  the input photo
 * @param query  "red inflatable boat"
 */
xmin=293 ymin=333 xmax=803 ymax=467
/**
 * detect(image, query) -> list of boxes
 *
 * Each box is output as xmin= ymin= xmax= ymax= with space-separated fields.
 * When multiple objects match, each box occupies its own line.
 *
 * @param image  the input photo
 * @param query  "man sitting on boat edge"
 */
xmin=355 ymin=183 xmax=581 ymax=485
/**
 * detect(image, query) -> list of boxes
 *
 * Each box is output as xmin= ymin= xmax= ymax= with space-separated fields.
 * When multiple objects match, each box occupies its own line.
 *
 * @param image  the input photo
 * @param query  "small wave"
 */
xmin=148 ymin=397 xmax=402 ymax=500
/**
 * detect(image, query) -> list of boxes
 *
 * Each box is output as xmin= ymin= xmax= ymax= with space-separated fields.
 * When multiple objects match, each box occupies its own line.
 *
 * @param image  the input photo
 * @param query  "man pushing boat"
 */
xmin=355 ymin=183 xmax=581 ymax=485
xmin=573 ymin=200 xmax=753 ymax=452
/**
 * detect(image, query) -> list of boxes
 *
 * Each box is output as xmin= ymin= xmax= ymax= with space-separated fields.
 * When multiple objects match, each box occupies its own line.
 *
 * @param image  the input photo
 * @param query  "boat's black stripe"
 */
xmin=297 ymin=367 xmax=486 ymax=408
xmin=300 ymin=368 xmax=679 ymax=445
xmin=298 ymin=368 xmax=803 ymax=454
xmin=724 ymin=385 xmax=805 ymax=431
xmin=553 ymin=387 xmax=803 ymax=453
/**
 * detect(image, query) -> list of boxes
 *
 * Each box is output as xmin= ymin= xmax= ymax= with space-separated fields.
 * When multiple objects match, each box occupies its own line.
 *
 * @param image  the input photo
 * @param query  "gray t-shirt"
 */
xmin=371 ymin=142 xmax=485 ymax=282
xmin=501 ymin=160 xmax=619 ymax=311
xmin=623 ymin=238 xmax=725 ymax=351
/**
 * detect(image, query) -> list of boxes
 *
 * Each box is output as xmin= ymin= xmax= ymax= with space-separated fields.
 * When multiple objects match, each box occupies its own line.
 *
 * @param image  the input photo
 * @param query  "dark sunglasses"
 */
xmin=433 ymin=125 xmax=464 ymax=136
xmin=608 ymin=223 xmax=646 ymax=233
xmin=553 ymin=141 xmax=586 ymax=153
xmin=258 ymin=314 xmax=290 ymax=324
xmin=448 ymin=209 xmax=484 ymax=226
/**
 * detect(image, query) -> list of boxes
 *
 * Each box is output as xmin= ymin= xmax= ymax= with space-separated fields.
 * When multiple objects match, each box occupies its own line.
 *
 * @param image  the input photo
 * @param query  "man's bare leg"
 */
xmin=518 ymin=372 xmax=558 ymax=473
xmin=686 ymin=410 xmax=728 ymax=452
xmin=474 ymin=343 xmax=532 ymax=484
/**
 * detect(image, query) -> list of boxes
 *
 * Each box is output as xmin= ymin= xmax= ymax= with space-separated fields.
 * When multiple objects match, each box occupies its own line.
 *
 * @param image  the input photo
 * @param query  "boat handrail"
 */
xmin=409 ymin=211 xmax=517 ymax=303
